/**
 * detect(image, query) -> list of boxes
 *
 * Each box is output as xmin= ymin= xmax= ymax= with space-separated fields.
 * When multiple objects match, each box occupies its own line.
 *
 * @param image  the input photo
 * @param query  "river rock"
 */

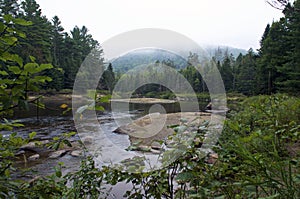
xmin=138 ymin=145 xmax=151 ymax=152
xmin=20 ymin=140 xmax=50 ymax=152
xmin=28 ymin=154 xmax=40 ymax=161
xmin=49 ymin=149 xmax=68 ymax=159
xmin=82 ymin=136 xmax=93 ymax=145
xmin=114 ymin=112 xmax=211 ymax=146
xmin=151 ymin=142 xmax=162 ymax=150
xmin=70 ymin=150 xmax=83 ymax=157
xmin=113 ymin=127 xmax=128 ymax=134
xmin=150 ymin=149 xmax=161 ymax=154
xmin=15 ymin=150 xmax=25 ymax=156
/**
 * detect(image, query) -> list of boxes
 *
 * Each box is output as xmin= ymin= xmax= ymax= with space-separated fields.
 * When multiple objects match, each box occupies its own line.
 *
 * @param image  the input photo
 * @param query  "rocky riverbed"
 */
xmin=114 ymin=112 xmax=211 ymax=146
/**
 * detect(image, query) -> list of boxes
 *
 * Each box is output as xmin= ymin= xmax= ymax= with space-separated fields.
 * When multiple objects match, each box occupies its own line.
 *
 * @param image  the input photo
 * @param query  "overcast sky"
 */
xmin=37 ymin=0 xmax=283 ymax=50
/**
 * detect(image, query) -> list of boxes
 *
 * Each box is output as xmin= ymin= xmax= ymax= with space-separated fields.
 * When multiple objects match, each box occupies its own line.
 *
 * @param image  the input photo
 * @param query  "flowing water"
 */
xmin=4 ymin=99 xmax=208 ymax=183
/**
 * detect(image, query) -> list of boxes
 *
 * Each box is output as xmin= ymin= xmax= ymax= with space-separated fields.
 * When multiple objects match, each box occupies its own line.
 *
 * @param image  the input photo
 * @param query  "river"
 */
xmin=3 ymin=97 xmax=208 ymax=197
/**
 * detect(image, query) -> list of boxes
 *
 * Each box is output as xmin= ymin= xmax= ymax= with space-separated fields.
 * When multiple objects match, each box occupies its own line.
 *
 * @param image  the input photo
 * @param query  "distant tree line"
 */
xmin=180 ymin=0 xmax=300 ymax=95
xmin=0 ymin=0 xmax=104 ymax=91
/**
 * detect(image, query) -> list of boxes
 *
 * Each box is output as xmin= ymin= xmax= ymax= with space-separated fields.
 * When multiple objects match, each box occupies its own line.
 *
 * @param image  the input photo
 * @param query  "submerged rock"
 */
xmin=114 ymin=112 xmax=211 ymax=146
xmin=150 ymin=149 xmax=161 ymax=154
xmin=28 ymin=154 xmax=40 ymax=161
xmin=20 ymin=140 xmax=50 ymax=152
xmin=49 ymin=149 xmax=68 ymax=159
xmin=70 ymin=150 xmax=84 ymax=157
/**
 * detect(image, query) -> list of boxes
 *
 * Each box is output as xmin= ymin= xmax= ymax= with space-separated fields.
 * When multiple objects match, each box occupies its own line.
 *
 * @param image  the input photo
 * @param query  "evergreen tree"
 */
xmin=101 ymin=63 xmax=115 ymax=94
xmin=236 ymin=49 xmax=257 ymax=95
xmin=219 ymin=54 xmax=234 ymax=91
xmin=62 ymin=26 xmax=99 ymax=89
xmin=48 ymin=16 xmax=65 ymax=90
xmin=0 ymin=0 xmax=19 ymax=16
xmin=17 ymin=0 xmax=52 ymax=64
xmin=257 ymin=19 xmax=290 ymax=94
xmin=276 ymin=0 xmax=300 ymax=92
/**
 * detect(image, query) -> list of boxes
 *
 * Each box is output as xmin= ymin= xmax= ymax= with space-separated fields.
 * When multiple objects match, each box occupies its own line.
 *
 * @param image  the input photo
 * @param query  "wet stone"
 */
xmin=28 ymin=154 xmax=40 ymax=161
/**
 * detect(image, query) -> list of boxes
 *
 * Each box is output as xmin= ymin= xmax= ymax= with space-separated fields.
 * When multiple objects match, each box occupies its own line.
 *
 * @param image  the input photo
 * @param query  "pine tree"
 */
xmin=0 ymin=0 xmax=19 ymax=16
xmin=220 ymin=54 xmax=234 ymax=91
xmin=17 ymin=0 xmax=52 ymax=64
xmin=236 ymin=49 xmax=257 ymax=95
xmin=47 ymin=16 xmax=65 ymax=90
xmin=257 ymin=18 xmax=290 ymax=94
xmin=62 ymin=26 xmax=99 ymax=89
xmin=276 ymin=0 xmax=300 ymax=92
xmin=101 ymin=63 xmax=115 ymax=93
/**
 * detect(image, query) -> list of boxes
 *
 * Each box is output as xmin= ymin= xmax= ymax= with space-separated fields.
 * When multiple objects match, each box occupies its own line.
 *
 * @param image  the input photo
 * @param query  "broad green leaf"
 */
xmin=14 ymin=29 xmax=26 ymax=38
xmin=8 ymin=66 xmax=21 ymax=74
xmin=11 ymin=54 xmax=23 ymax=67
xmin=94 ymin=105 xmax=105 ymax=111
xmin=2 ymin=36 xmax=17 ymax=45
xmin=0 ymin=71 xmax=8 ymax=76
xmin=1 ymin=52 xmax=13 ymax=62
xmin=64 ymin=132 xmax=76 ymax=137
xmin=33 ymin=76 xmax=52 ymax=83
xmin=38 ymin=63 xmax=53 ymax=72
xmin=24 ymin=63 xmax=38 ymax=73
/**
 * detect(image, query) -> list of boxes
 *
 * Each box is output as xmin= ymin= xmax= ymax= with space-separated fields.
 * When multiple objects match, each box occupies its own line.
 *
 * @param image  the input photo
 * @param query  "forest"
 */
xmin=0 ymin=0 xmax=299 ymax=198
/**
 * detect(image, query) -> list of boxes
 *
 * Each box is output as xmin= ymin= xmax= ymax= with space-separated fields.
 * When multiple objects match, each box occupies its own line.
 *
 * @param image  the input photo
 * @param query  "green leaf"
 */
xmin=63 ymin=139 xmax=72 ymax=147
xmin=2 ymin=36 xmax=17 ymax=45
xmin=8 ymin=66 xmax=21 ymax=74
xmin=29 ymin=132 xmax=37 ymax=139
xmin=94 ymin=105 xmax=105 ymax=111
xmin=65 ymin=131 xmax=76 ymax=137
xmin=11 ymin=54 xmax=23 ymax=67
xmin=29 ymin=56 xmax=36 ymax=62
xmin=0 ymin=71 xmax=9 ymax=76
xmin=3 ymin=14 xmax=13 ymax=23
xmin=24 ymin=63 xmax=38 ymax=73
xmin=33 ymin=76 xmax=52 ymax=83
xmin=0 ymin=52 xmax=12 ymax=62
xmin=38 ymin=64 xmax=53 ymax=72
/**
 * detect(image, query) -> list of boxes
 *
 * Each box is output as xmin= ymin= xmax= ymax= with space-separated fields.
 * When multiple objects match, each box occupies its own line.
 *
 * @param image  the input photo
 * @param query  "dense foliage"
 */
xmin=0 ymin=0 xmax=100 ymax=91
